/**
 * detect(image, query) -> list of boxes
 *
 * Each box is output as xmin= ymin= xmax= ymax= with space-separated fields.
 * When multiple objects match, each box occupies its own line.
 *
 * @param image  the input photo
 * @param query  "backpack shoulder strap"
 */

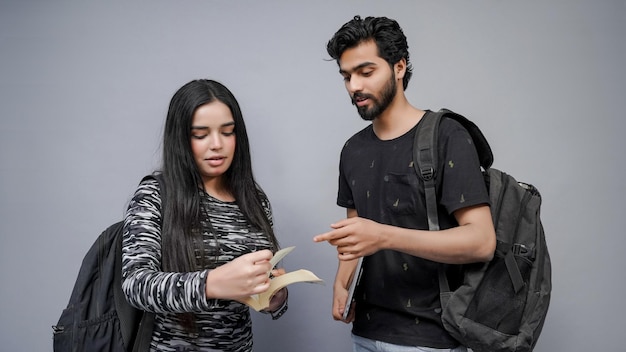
xmin=413 ymin=110 xmax=443 ymax=231
xmin=413 ymin=109 xmax=494 ymax=303
xmin=112 ymin=221 xmax=140 ymax=350
xmin=120 ymin=173 xmax=166 ymax=352
xmin=136 ymin=173 xmax=165 ymax=351
xmin=413 ymin=109 xmax=495 ymax=232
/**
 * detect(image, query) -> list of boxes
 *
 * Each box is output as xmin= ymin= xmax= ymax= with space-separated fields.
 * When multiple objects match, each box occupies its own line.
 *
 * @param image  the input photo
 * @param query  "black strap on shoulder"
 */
xmin=132 ymin=313 xmax=155 ymax=352
xmin=413 ymin=109 xmax=493 ymax=305
xmin=136 ymin=173 xmax=166 ymax=351
xmin=112 ymin=221 xmax=138 ymax=350
xmin=130 ymin=173 xmax=166 ymax=352
xmin=413 ymin=108 xmax=494 ymax=231
xmin=413 ymin=110 xmax=442 ymax=231
xmin=413 ymin=110 xmax=449 ymax=306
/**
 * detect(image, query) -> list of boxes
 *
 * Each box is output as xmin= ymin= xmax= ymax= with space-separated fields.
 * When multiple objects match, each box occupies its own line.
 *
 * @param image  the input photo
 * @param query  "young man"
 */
xmin=314 ymin=16 xmax=496 ymax=352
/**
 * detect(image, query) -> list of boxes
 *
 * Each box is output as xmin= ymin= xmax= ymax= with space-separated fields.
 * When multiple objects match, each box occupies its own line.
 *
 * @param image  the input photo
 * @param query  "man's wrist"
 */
xmin=270 ymin=299 xmax=288 ymax=320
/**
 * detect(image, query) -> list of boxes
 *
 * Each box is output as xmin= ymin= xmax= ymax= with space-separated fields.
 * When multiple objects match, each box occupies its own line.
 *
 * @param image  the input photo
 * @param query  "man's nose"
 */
xmin=346 ymin=76 xmax=363 ymax=94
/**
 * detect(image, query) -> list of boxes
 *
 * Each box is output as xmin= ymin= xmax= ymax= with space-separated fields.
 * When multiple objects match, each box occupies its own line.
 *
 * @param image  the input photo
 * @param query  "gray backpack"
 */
xmin=413 ymin=109 xmax=552 ymax=352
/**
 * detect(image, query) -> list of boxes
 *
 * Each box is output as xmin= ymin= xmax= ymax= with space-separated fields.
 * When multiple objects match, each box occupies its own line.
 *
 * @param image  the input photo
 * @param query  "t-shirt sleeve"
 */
xmin=121 ymin=178 xmax=216 ymax=314
xmin=439 ymin=119 xmax=490 ymax=215
xmin=337 ymin=141 xmax=355 ymax=209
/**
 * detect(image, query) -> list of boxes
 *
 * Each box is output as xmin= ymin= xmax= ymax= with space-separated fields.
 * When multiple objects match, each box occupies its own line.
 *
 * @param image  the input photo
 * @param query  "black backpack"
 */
xmin=52 ymin=175 xmax=162 ymax=352
xmin=413 ymin=109 xmax=552 ymax=352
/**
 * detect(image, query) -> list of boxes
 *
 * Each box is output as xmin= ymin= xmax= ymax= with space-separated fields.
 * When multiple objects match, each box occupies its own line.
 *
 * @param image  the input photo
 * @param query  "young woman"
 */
xmin=122 ymin=79 xmax=287 ymax=351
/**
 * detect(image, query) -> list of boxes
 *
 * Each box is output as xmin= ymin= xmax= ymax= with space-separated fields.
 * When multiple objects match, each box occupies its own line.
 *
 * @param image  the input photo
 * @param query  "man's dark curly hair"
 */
xmin=326 ymin=15 xmax=413 ymax=89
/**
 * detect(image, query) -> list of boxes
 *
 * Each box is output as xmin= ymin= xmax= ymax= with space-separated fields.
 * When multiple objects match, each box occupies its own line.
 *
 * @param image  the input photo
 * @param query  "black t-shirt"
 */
xmin=337 ymin=111 xmax=490 ymax=348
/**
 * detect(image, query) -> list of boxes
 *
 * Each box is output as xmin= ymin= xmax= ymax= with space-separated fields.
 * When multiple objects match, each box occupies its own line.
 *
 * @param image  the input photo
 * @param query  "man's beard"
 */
xmin=352 ymin=73 xmax=397 ymax=121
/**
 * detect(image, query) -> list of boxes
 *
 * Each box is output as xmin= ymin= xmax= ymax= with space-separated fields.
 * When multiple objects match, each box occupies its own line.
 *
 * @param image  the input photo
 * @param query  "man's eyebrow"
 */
xmin=339 ymin=61 xmax=377 ymax=75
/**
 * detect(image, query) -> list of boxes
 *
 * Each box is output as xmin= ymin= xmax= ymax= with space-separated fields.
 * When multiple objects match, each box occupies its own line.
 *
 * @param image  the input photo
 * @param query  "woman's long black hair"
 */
xmin=160 ymin=79 xmax=278 ymax=273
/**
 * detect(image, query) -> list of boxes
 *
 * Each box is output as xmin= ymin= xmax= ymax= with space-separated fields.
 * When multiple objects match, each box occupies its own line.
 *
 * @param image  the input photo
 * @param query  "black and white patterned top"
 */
xmin=121 ymin=178 xmax=274 ymax=352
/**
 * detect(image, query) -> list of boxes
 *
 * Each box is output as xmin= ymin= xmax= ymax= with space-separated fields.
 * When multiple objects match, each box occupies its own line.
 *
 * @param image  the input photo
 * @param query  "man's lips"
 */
xmin=352 ymin=94 xmax=371 ymax=107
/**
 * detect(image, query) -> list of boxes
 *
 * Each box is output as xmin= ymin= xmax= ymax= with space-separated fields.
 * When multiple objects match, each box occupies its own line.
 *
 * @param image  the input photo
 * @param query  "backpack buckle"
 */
xmin=512 ymin=244 xmax=536 ymax=260
xmin=420 ymin=167 xmax=434 ymax=181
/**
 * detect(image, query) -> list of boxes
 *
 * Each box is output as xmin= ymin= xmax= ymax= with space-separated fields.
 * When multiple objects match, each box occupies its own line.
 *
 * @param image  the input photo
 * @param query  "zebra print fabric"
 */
xmin=121 ymin=178 xmax=274 ymax=351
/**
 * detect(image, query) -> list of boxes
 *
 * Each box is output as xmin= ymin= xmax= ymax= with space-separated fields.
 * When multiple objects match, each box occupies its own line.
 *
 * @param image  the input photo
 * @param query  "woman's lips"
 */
xmin=206 ymin=156 xmax=225 ymax=167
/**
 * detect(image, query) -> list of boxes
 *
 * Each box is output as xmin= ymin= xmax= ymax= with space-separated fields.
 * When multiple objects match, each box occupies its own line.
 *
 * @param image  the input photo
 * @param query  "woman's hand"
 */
xmin=204 ymin=250 xmax=274 ymax=300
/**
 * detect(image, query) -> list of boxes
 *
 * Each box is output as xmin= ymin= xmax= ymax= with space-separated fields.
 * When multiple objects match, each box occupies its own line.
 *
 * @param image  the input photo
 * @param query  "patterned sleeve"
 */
xmin=121 ymin=178 xmax=216 ymax=314
xmin=257 ymin=186 xmax=273 ymax=227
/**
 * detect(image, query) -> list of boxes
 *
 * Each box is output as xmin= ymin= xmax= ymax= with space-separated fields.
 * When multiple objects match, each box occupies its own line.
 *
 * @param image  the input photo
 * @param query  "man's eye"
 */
xmin=362 ymin=71 xmax=373 ymax=77
xmin=342 ymin=76 xmax=350 ymax=82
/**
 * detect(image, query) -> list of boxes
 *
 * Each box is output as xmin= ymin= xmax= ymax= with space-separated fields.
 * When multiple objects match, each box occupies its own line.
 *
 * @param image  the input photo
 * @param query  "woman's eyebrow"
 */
xmin=191 ymin=121 xmax=235 ymax=130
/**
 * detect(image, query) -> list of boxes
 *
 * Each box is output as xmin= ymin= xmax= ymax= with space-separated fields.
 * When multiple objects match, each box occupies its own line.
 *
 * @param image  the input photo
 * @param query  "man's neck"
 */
xmin=372 ymin=94 xmax=425 ymax=140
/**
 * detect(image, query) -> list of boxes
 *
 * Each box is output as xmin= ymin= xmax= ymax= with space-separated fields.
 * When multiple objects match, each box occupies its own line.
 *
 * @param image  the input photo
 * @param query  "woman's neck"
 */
xmin=202 ymin=177 xmax=235 ymax=202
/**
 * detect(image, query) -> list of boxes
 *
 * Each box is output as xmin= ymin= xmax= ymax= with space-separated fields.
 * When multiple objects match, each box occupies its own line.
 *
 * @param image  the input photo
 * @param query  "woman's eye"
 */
xmin=192 ymin=134 xmax=207 ymax=139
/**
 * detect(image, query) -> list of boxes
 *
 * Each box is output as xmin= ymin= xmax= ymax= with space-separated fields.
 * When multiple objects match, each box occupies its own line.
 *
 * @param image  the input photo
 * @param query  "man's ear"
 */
xmin=394 ymin=58 xmax=407 ymax=81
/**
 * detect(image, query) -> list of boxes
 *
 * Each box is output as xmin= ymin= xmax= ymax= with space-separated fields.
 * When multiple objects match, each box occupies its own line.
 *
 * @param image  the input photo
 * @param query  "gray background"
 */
xmin=1 ymin=1 xmax=624 ymax=351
